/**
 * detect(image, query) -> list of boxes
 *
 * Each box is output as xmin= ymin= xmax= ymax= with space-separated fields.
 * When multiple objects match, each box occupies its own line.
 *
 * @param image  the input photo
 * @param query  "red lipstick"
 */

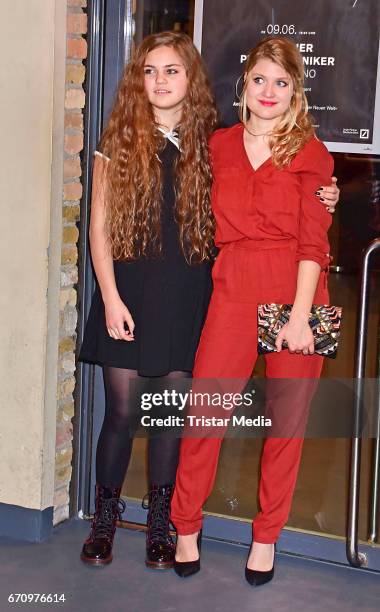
xmin=259 ymin=100 xmax=277 ymax=107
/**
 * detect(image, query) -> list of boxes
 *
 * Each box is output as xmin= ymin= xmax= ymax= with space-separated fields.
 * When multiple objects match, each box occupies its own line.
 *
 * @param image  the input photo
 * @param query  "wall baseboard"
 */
xmin=0 ymin=502 xmax=53 ymax=542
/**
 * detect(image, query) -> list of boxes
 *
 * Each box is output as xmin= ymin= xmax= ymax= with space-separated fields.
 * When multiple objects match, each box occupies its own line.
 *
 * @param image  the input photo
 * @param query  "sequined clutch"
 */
xmin=257 ymin=304 xmax=343 ymax=358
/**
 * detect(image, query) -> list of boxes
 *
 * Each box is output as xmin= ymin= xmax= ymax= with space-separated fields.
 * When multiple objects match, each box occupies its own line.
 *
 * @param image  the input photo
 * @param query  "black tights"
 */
xmin=96 ymin=367 xmax=190 ymax=488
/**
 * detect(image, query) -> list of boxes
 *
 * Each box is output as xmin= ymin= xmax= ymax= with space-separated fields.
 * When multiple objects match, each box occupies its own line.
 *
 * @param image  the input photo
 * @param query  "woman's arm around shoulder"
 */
xmin=291 ymin=136 xmax=334 ymax=271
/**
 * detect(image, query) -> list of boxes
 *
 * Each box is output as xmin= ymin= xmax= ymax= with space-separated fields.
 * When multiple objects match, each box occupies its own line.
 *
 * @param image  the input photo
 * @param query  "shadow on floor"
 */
xmin=0 ymin=518 xmax=379 ymax=612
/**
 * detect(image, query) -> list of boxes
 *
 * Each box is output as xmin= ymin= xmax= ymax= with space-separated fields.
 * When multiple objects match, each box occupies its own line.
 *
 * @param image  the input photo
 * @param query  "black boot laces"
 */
xmin=143 ymin=487 xmax=174 ymax=545
xmin=92 ymin=496 xmax=126 ymax=541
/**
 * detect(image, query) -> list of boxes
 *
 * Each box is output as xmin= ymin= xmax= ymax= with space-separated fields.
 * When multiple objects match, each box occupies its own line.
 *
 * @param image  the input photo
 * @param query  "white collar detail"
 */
xmin=157 ymin=126 xmax=181 ymax=151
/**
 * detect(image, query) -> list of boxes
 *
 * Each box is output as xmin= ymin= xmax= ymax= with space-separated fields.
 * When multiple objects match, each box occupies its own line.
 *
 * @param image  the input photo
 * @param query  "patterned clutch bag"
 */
xmin=257 ymin=304 xmax=343 ymax=359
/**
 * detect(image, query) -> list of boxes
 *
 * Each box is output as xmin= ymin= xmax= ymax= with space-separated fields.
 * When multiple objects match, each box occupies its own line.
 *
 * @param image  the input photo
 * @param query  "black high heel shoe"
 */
xmin=245 ymin=543 xmax=276 ymax=587
xmin=173 ymin=530 xmax=202 ymax=578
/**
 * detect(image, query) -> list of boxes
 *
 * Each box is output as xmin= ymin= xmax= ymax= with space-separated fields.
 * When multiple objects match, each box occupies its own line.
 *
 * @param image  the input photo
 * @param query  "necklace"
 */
xmin=243 ymin=123 xmax=273 ymax=138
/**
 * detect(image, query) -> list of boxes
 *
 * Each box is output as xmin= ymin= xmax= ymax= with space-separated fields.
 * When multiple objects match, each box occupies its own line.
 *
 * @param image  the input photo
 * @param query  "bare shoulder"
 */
xmin=94 ymin=150 xmax=111 ymax=162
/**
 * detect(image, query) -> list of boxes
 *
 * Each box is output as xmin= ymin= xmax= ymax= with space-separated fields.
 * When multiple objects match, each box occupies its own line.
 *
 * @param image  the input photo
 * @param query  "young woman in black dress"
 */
xmin=79 ymin=31 xmax=217 ymax=569
xmin=78 ymin=31 xmax=339 ymax=569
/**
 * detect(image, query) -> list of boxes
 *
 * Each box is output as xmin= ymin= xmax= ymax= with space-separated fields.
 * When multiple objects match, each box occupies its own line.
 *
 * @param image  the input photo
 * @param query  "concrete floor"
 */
xmin=0 ymin=518 xmax=379 ymax=612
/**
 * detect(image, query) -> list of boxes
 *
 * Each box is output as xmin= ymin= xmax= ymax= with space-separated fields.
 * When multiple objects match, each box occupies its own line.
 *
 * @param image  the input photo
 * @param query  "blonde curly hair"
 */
xmin=239 ymin=36 xmax=314 ymax=168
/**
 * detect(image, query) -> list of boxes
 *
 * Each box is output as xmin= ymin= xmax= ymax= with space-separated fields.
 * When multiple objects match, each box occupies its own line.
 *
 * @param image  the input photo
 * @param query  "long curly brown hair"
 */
xmin=98 ymin=31 xmax=218 ymax=263
xmin=239 ymin=37 xmax=315 ymax=168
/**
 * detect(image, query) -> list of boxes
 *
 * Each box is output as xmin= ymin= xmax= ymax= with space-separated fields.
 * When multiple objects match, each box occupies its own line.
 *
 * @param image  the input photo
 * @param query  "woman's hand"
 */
xmin=105 ymin=296 xmax=135 ymax=341
xmin=316 ymin=176 xmax=340 ymax=213
xmin=275 ymin=317 xmax=314 ymax=355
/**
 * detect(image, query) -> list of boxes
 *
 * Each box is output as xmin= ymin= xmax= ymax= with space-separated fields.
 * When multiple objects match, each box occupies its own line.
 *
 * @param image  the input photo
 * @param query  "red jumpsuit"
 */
xmin=171 ymin=122 xmax=334 ymax=543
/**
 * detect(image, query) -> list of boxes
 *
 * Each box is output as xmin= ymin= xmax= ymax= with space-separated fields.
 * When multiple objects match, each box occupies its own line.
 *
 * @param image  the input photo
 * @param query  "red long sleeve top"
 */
xmin=209 ymin=123 xmax=334 ymax=270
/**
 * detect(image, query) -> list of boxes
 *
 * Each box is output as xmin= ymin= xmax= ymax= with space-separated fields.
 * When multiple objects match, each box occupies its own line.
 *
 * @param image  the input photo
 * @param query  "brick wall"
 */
xmin=54 ymin=0 xmax=87 ymax=525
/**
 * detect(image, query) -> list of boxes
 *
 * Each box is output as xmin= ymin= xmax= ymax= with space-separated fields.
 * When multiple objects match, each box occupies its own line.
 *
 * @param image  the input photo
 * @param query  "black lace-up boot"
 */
xmin=143 ymin=483 xmax=175 ymax=569
xmin=80 ymin=483 xmax=126 ymax=566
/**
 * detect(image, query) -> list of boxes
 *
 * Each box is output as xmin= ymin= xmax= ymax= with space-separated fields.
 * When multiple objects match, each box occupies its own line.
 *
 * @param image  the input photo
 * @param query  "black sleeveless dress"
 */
xmin=78 ymin=138 xmax=213 ymax=376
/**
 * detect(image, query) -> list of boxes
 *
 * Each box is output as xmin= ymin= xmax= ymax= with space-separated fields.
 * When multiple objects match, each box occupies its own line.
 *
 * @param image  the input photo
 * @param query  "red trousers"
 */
xmin=171 ymin=240 xmax=328 ymax=543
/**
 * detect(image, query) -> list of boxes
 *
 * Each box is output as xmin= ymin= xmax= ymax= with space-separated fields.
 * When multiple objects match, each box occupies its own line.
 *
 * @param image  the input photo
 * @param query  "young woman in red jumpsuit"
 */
xmin=171 ymin=37 xmax=335 ymax=585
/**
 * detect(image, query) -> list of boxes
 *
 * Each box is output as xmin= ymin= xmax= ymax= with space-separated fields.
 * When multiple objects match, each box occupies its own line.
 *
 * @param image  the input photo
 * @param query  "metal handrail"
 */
xmin=368 ymin=323 xmax=380 ymax=543
xmin=347 ymin=237 xmax=380 ymax=567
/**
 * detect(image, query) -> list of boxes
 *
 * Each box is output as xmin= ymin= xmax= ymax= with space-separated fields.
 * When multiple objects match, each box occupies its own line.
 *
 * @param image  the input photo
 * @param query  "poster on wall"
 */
xmin=194 ymin=0 xmax=380 ymax=154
